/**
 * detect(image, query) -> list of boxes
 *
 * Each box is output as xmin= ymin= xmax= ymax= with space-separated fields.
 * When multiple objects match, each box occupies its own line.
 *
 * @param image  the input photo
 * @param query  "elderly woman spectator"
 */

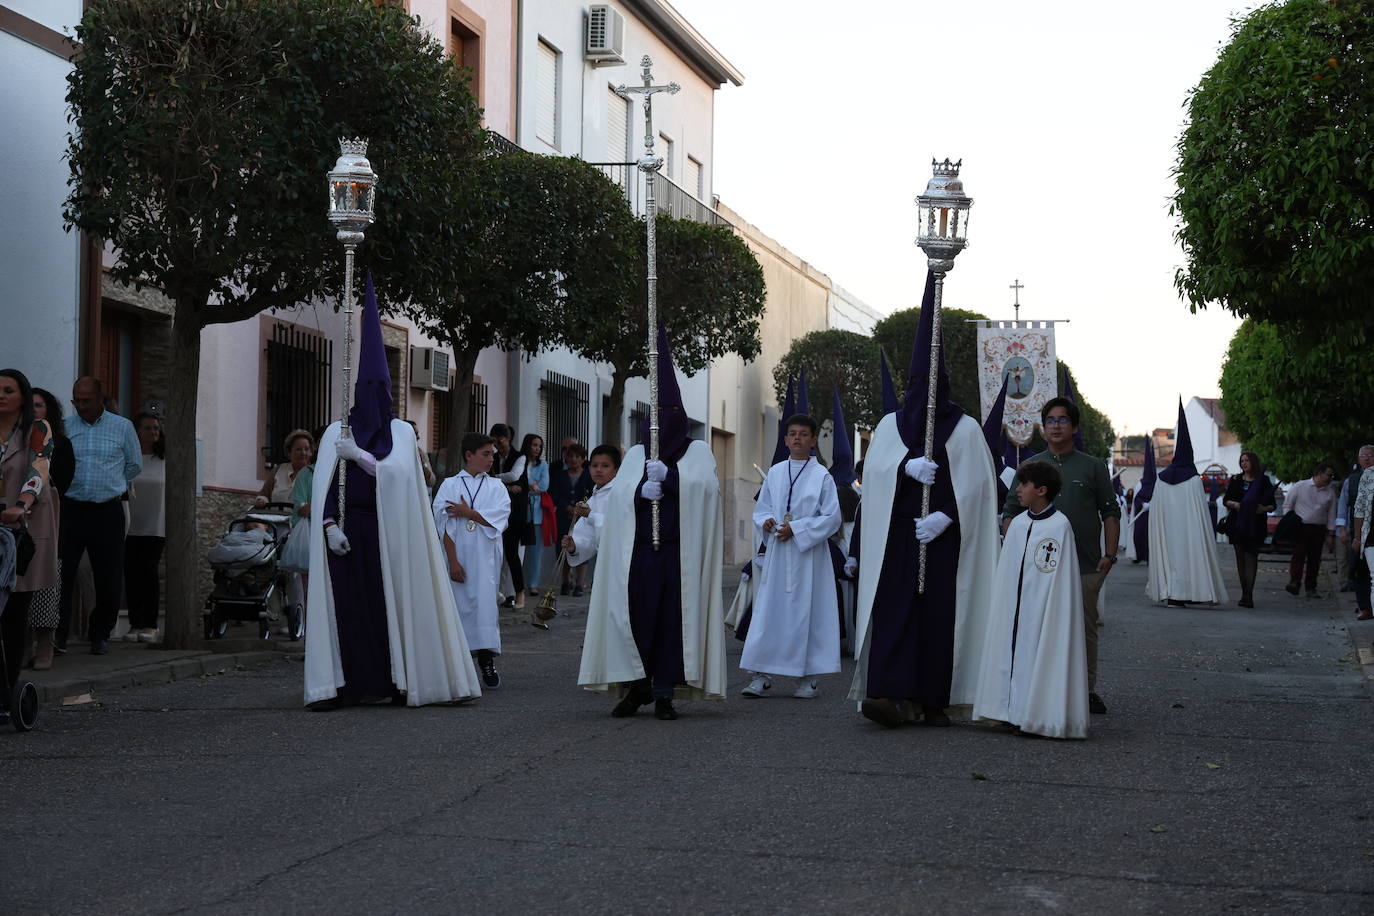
xmin=255 ymin=429 xmax=315 ymax=508
xmin=1223 ymin=451 xmax=1277 ymax=608
xmin=123 ymin=412 xmax=166 ymax=642
xmin=22 ymin=389 xmax=70 ymax=668
xmin=0 ymin=369 xmax=57 ymax=688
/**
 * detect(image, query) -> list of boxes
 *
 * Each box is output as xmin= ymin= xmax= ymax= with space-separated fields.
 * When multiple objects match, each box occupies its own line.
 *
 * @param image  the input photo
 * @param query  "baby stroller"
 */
xmin=0 ymin=526 xmax=39 ymax=731
xmin=202 ymin=503 xmax=304 ymax=640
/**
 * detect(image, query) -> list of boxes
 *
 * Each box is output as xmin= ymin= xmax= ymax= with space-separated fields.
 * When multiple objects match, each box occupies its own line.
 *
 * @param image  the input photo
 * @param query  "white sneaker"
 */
xmin=121 ymin=630 xmax=141 ymax=642
xmin=741 ymin=675 xmax=772 ymax=698
xmin=137 ymin=629 xmax=160 ymax=643
xmin=793 ymin=679 xmax=819 ymax=699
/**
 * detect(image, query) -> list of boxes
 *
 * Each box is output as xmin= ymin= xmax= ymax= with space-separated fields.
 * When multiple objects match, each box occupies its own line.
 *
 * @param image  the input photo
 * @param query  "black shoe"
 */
xmin=1166 ymin=599 xmax=1188 ymax=607
xmin=90 ymin=639 xmax=109 ymax=656
xmin=572 ymin=586 xmax=584 ymax=597
xmin=560 ymin=582 xmax=571 ymax=596
xmin=1284 ymin=581 xmax=1300 ymax=595
xmin=307 ymin=695 xmax=362 ymax=712
xmin=860 ymin=698 xmax=904 ymax=729
xmin=1306 ymin=589 xmax=1321 ymax=599
xmin=919 ymin=705 xmax=951 ymax=727
xmin=1340 ymin=582 xmax=1356 ymax=593
xmin=654 ymin=698 xmax=678 ymax=720
xmin=1089 ymin=693 xmax=1108 ymax=714
xmin=1238 ymin=597 xmax=1255 ymax=608
xmin=480 ymin=656 xmax=500 ymax=689
xmin=611 ymin=683 xmax=652 ymax=717
xmin=501 ymin=596 xmax=516 ymax=609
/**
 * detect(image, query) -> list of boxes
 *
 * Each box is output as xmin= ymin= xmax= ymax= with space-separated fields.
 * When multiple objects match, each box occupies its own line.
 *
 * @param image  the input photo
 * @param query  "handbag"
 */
xmin=14 ymin=522 xmax=35 ymax=577
xmin=1273 ymin=510 xmax=1302 ymax=544
xmin=1214 ymin=513 xmax=1233 ymax=537
xmin=278 ymin=518 xmax=311 ymax=573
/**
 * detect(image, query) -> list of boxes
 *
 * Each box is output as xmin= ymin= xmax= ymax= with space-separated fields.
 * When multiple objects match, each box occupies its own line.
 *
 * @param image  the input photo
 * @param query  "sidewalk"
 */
xmin=21 ymin=634 xmax=301 ymax=705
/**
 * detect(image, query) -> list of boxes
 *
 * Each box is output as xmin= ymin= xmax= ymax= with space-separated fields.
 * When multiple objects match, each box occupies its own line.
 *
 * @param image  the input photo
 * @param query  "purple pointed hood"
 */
xmin=640 ymin=323 xmax=691 ymax=464
xmin=898 ymin=270 xmax=962 ymax=449
xmin=1135 ymin=434 xmax=1157 ymax=507
xmin=348 ymin=273 xmax=394 ymax=459
xmin=879 ymin=349 xmax=899 ymax=415
xmin=983 ymin=372 xmax=1010 ymax=472
xmin=829 ymin=387 xmax=855 ymax=487
xmin=1158 ymin=399 xmax=1198 ymax=484
xmin=771 ymin=376 xmax=796 ymax=466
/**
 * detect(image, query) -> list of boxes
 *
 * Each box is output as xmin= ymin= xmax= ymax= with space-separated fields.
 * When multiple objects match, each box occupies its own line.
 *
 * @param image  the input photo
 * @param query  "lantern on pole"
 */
xmin=914 ymin=158 xmax=972 ymax=593
xmin=325 ymin=138 xmax=378 ymax=530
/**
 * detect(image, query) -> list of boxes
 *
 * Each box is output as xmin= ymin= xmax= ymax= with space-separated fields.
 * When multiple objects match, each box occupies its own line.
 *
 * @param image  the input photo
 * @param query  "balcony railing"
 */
xmin=588 ymin=163 xmax=731 ymax=229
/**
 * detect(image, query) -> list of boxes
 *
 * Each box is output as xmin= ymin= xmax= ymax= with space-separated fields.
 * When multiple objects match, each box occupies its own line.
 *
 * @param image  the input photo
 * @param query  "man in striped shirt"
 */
xmin=58 ymin=377 xmax=141 ymax=655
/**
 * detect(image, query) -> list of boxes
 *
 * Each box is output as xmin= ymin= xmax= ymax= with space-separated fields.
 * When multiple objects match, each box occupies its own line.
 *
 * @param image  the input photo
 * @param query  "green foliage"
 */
xmin=1173 ymin=0 xmax=1374 ymax=332
xmin=1219 ymin=319 xmax=1372 ymax=480
xmin=562 ymin=213 xmax=767 ymax=445
xmin=772 ymin=330 xmax=882 ymax=430
xmin=65 ymin=0 xmax=485 ymax=320
xmin=870 ymin=306 xmax=989 ymax=416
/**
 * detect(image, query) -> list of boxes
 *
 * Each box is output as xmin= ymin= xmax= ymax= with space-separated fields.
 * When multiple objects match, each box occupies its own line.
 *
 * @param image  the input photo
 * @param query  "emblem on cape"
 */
xmin=466 ymin=520 xmax=476 ymax=531
xmin=1033 ymin=537 xmax=1061 ymax=573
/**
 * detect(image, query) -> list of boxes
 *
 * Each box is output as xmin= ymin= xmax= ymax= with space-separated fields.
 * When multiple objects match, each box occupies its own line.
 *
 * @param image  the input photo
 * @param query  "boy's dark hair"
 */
xmin=1313 ymin=460 xmax=1335 ymax=476
xmin=1015 ymin=460 xmax=1062 ymax=503
xmin=590 ymin=444 xmax=621 ymax=468
xmin=784 ymin=413 xmax=818 ymax=436
xmin=564 ymin=442 xmax=588 ymax=460
xmin=1040 ymin=397 xmax=1080 ymax=427
xmin=461 ymin=433 xmax=494 ymax=461
xmin=854 ymin=458 xmax=865 ymax=480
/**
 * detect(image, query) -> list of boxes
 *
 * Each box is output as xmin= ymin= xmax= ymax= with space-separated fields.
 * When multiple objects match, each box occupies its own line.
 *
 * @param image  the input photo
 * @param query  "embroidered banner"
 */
xmin=976 ymin=321 xmax=1058 ymax=446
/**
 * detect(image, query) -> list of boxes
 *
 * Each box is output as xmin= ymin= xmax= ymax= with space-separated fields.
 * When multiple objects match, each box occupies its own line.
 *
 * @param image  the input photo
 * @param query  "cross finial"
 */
xmin=1010 ymin=278 xmax=1025 ymax=321
xmin=613 ymin=55 xmax=680 ymax=172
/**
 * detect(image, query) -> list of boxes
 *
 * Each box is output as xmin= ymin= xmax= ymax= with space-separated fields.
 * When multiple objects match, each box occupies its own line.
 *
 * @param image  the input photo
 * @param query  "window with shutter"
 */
xmin=685 ymin=156 xmax=703 ymax=200
xmin=658 ymin=132 xmax=674 ymax=177
xmin=535 ymin=40 xmax=559 ymax=148
xmin=607 ymin=87 xmax=629 ymax=161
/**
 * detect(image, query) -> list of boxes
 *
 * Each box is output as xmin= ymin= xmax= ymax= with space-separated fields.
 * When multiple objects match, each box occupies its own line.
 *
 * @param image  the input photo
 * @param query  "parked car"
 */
xmin=1262 ymin=490 xmax=1292 ymax=554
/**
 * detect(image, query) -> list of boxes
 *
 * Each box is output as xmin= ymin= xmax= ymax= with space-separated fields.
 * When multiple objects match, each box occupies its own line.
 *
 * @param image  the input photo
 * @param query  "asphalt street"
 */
xmin=3 ymin=548 xmax=1371 ymax=915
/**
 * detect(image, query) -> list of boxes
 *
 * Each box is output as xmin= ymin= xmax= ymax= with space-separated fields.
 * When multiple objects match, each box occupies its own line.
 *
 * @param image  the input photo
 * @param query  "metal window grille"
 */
xmin=628 ymin=399 xmax=651 ymax=444
xmin=431 ymin=379 xmax=489 ymax=452
xmin=587 ymin=163 xmax=731 ymax=228
xmin=540 ymin=371 xmax=589 ymax=449
xmin=385 ymin=345 xmax=405 ymax=420
xmin=265 ymin=323 xmax=333 ymax=466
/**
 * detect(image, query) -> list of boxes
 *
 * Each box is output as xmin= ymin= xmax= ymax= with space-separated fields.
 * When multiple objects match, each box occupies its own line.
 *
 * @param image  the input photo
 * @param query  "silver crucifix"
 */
xmin=615 ymin=55 xmax=678 ymax=551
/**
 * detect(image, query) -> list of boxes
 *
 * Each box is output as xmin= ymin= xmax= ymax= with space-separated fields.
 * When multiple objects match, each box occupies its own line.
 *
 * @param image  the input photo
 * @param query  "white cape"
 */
xmin=973 ymin=508 xmax=1088 ymax=739
xmin=433 ymin=471 xmax=509 ymax=653
xmin=848 ymin=412 xmax=1000 ymax=704
xmin=578 ymin=440 xmax=726 ymax=700
xmin=740 ymin=459 xmax=841 ymax=678
xmin=305 ymin=421 xmax=482 ymax=706
xmin=1147 ymin=478 xmax=1229 ymax=603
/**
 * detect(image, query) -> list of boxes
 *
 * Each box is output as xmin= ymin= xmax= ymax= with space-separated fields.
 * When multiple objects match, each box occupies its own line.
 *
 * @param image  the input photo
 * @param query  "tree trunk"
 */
xmin=444 ymin=343 xmax=482 ymax=472
xmin=162 ymin=296 xmax=205 ymax=649
xmin=603 ymin=366 xmax=628 ymax=450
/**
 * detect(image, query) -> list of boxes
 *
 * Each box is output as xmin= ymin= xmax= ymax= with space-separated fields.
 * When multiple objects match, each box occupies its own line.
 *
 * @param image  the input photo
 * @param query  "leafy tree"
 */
xmin=871 ymin=306 xmax=990 ymax=416
xmin=771 ymin=330 xmax=882 ymax=430
xmin=1173 ymin=0 xmax=1374 ymax=331
xmin=399 ymin=150 xmax=640 ymax=461
xmin=563 ymin=214 xmax=767 ymax=447
xmin=64 ymin=0 xmax=484 ymax=647
xmin=1219 ymin=319 xmax=1372 ymax=480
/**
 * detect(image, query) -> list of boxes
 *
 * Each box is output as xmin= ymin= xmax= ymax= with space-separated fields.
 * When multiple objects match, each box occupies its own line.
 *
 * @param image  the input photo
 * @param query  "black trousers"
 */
xmin=501 ymin=526 xmax=525 ymax=594
xmin=124 ymin=535 xmax=165 ymax=630
xmin=58 ymin=498 xmax=127 ymax=644
xmin=1 ymin=591 xmax=31 ymax=696
xmin=1288 ymin=524 xmax=1326 ymax=591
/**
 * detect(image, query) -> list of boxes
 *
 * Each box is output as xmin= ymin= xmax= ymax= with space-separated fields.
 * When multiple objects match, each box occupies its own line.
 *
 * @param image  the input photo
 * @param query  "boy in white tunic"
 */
xmin=433 ymin=433 xmax=511 ymax=689
xmin=741 ymin=415 xmax=842 ymax=699
xmin=974 ymin=461 xmax=1088 ymax=739
xmin=564 ymin=445 xmax=622 ymax=566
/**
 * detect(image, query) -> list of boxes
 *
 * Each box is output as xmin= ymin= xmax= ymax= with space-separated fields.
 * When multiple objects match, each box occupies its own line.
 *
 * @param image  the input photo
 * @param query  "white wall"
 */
xmin=1185 ymin=397 xmax=1241 ymax=475
xmin=828 ymin=282 xmax=883 ymax=334
xmin=0 ymin=22 xmax=82 ymax=395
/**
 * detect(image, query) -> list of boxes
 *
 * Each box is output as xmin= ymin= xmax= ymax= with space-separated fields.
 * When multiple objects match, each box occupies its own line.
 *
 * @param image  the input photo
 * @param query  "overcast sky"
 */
xmin=670 ymin=0 xmax=1260 ymax=436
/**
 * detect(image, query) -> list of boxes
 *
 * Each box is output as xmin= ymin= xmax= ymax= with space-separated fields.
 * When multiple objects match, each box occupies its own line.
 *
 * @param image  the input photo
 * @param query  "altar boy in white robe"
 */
xmin=974 ymin=461 xmax=1088 ymax=739
xmin=564 ymin=444 xmax=622 ymax=566
xmin=434 ymin=432 xmax=510 ymax=689
xmin=741 ymin=414 xmax=842 ymax=699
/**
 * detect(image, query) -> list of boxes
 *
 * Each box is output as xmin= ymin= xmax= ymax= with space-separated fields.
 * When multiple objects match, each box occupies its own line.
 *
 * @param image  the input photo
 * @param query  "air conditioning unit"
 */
xmin=586 ymin=5 xmax=625 ymax=65
xmin=409 ymin=346 xmax=451 ymax=392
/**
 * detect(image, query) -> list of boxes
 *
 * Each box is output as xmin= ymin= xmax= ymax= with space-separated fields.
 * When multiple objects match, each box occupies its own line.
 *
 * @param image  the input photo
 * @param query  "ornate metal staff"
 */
xmin=325 ymin=139 xmax=378 ymax=531
xmin=616 ymin=56 xmax=678 ymax=551
xmin=914 ymin=159 xmax=972 ymax=594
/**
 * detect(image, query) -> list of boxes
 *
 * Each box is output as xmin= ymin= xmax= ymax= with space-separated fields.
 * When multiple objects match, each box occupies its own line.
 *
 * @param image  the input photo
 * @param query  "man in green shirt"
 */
xmin=1002 ymin=397 xmax=1121 ymax=714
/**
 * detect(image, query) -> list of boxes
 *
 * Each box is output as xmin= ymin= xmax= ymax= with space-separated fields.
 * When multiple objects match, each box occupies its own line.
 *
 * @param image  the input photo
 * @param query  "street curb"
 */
xmin=34 ymin=650 xmax=298 ymax=705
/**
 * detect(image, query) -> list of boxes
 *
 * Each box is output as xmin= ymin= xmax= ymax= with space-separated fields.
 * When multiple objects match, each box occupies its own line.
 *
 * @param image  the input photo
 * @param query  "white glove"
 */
xmin=904 ymin=456 xmax=938 ymax=484
xmin=753 ymin=553 xmax=766 ymax=570
xmin=335 ymin=436 xmax=366 ymax=463
xmin=1000 ymin=466 xmax=1017 ymax=489
xmin=915 ymin=511 xmax=953 ymax=545
xmin=843 ymin=557 xmax=858 ymax=578
xmin=324 ymin=524 xmax=351 ymax=556
xmin=740 ymin=570 xmax=751 ymax=584
xmin=641 ymin=480 xmax=664 ymax=501
xmin=645 ymin=459 xmax=668 ymax=482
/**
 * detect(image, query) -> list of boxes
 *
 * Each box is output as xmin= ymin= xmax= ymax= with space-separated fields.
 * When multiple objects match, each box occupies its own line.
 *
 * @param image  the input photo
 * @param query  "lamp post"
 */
xmin=326 ymin=138 xmax=378 ymax=531
xmin=915 ymin=158 xmax=972 ymax=593
xmin=615 ymin=56 xmax=679 ymax=550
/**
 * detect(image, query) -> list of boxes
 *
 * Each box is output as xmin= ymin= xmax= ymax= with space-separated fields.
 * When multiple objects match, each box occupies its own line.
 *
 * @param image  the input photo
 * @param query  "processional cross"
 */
xmin=1010 ymin=278 xmax=1025 ymax=322
xmin=615 ymin=56 xmax=679 ymax=550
